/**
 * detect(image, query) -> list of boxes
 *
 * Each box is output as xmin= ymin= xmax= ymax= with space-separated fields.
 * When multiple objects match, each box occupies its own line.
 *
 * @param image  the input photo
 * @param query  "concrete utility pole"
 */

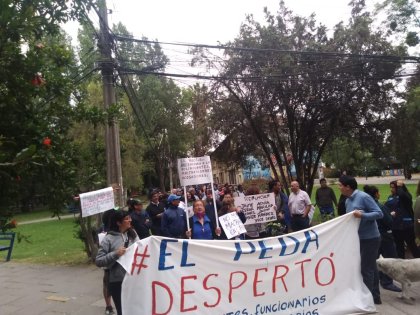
xmin=98 ymin=0 xmax=124 ymax=206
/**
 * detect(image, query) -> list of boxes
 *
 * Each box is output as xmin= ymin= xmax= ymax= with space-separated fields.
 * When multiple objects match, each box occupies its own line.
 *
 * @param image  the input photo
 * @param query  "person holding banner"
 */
xmin=96 ymin=210 xmax=139 ymax=315
xmin=338 ymin=175 xmax=383 ymax=305
xmin=363 ymin=185 xmax=402 ymax=293
xmin=186 ymin=200 xmax=221 ymax=239
xmin=161 ymin=194 xmax=187 ymax=238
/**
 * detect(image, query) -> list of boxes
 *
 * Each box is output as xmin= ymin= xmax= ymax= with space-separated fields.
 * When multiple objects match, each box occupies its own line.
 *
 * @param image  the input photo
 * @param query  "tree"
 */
xmin=204 ymin=0 xmax=404 ymax=194
xmin=0 ymin=1 xmax=94 ymax=215
xmin=322 ymin=137 xmax=382 ymax=176
xmin=388 ymin=86 xmax=420 ymax=178
xmin=376 ymin=0 xmax=420 ymax=46
xmin=114 ymin=25 xmax=194 ymax=191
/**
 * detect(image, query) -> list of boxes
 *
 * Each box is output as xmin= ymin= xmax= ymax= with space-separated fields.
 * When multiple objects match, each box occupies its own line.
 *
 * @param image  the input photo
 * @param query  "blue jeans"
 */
xmin=319 ymin=205 xmax=334 ymax=215
xmin=360 ymin=237 xmax=381 ymax=300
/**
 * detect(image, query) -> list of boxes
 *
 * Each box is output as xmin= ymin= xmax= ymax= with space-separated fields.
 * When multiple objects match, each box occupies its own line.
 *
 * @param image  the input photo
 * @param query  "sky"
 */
xmin=104 ymin=0 xmax=357 ymax=44
xmin=64 ymin=0 xmax=382 ymax=86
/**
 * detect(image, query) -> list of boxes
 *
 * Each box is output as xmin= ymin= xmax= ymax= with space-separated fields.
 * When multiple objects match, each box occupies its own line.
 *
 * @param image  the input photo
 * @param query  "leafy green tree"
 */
xmin=0 ymin=1 xmax=94 ymax=218
xmin=113 ymin=25 xmax=194 ymax=191
xmin=388 ymin=86 xmax=420 ymax=178
xmin=322 ymin=137 xmax=382 ymax=176
xmin=376 ymin=0 xmax=420 ymax=46
xmin=204 ymin=0 xmax=404 ymax=194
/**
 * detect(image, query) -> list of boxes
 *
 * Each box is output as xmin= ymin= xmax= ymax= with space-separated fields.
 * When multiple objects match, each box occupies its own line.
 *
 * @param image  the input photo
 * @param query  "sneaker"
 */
xmin=373 ymin=297 xmax=382 ymax=305
xmin=105 ymin=306 xmax=114 ymax=315
xmin=382 ymin=283 xmax=402 ymax=292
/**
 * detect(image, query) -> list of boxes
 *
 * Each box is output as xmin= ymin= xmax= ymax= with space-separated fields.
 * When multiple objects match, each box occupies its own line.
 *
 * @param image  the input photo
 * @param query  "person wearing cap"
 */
xmin=161 ymin=194 xmax=187 ymax=238
xmin=129 ymin=200 xmax=151 ymax=239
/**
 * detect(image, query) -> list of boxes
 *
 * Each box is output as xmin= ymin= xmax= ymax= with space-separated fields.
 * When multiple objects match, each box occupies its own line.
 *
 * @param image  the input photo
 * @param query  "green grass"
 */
xmin=9 ymin=218 xmax=89 ymax=265
xmin=317 ymin=183 xmax=417 ymax=204
xmin=310 ymin=183 xmax=417 ymax=224
xmin=13 ymin=209 xmax=58 ymax=223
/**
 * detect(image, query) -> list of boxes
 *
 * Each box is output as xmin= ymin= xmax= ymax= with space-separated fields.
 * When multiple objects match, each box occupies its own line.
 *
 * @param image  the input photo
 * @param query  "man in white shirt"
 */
xmin=288 ymin=181 xmax=312 ymax=231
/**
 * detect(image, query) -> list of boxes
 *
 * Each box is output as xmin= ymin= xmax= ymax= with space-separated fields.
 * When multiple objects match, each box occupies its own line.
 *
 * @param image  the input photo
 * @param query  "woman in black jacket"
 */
xmin=385 ymin=180 xmax=420 ymax=258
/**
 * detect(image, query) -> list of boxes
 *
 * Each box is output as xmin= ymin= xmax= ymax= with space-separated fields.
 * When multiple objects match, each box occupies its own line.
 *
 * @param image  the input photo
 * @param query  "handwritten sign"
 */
xmin=79 ymin=187 xmax=114 ymax=217
xmin=234 ymin=193 xmax=277 ymax=225
xmin=218 ymin=212 xmax=247 ymax=239
xmin=118 ymin=214 xmax=375 ymax=315
xmin=177 ymin=156 xmax=213 ymax=186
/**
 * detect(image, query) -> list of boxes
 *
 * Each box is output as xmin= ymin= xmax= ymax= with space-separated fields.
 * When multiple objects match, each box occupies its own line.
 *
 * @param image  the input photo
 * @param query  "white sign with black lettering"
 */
xmin=177 ymin=156 xmax=213 ymax=186
xmin=218 ymin=212 xmax=247 ymax=239
xmin=79 ymin=187 xmax=115 ymax=217
xmin=234 ymin=193 xmax=277 ymax=225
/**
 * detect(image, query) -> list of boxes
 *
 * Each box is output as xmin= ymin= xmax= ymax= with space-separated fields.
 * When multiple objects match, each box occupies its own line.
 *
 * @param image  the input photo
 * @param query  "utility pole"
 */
xmin=98 ymin=0 xmax=124 ymax=207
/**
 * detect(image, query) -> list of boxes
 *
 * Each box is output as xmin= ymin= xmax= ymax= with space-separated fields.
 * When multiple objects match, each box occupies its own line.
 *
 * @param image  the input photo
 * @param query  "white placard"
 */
xmin=79 ymin=187 xmax=115 ymax=217
xmin=218 ymin=212 xmax=247 ymax=239
xmin=177 ymin=156 xmax=213 ymax=186
xmin=234 ymin=193 xmax=277 ymax=225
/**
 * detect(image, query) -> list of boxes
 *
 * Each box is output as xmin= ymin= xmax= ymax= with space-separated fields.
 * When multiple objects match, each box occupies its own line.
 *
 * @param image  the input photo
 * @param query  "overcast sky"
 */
xmin=104 ymin=0 xmax=357 ymax=44
xmin=65 ymin=0 xmax=383 ymax=86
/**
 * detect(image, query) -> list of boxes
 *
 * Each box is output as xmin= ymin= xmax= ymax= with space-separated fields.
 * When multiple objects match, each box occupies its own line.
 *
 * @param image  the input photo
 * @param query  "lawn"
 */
xmin=319 ymin=183 xmax=417 ymax=204
xmin=310 ymin=183 xmax=417 ymax=223
xmin=13 ymin=209 xmax=60 ymax=223
xmin=9 ymin=218 xmax=89 ymax=265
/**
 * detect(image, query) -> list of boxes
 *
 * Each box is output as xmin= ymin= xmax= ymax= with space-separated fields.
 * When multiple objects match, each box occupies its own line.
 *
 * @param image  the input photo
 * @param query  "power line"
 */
xmin=113 ymin=34 xmax=420 ymax=63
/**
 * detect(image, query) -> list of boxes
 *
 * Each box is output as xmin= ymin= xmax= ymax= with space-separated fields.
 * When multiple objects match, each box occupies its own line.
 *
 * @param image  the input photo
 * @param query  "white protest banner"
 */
xmin=218 ymin=212 xmax=247 ymax=239
xmin=119 ymin=213 xmax=376 ymax=315
xmin=177 ymin=156 xmax=213 ymax=186
xmin=79 ymin=187 xmax=114 ymax=217
xmin=234 ymin=193 xmax=277 ymax=225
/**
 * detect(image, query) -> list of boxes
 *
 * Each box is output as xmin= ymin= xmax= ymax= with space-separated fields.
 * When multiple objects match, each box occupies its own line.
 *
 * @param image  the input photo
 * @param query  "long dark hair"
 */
xmin=390 ymin=180 xmax=410 ymax=194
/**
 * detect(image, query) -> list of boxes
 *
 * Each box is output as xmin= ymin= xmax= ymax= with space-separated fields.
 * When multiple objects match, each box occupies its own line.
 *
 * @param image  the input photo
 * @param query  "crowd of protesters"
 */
xmin=95 ymin=177 xmax=420 ymax=314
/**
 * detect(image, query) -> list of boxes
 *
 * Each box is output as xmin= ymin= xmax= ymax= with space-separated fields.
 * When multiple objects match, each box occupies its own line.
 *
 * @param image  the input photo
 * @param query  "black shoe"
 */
xmin=382 ymin=283 xmax=402 ymax=292
xmin=374 ymin=297 xmax=382 ymax=305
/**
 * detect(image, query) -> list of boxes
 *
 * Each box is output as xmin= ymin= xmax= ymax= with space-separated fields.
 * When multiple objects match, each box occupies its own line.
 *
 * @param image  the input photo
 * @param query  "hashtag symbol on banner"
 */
xmin=130 ymin=245 xmax=150 ymax=275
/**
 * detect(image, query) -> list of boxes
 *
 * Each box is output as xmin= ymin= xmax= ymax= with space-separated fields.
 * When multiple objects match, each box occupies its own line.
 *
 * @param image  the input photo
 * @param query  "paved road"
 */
xmin=350 ymin=174 xmax=420 ymax=186
xmin=1 ymin=261 xmax=419 ymax=315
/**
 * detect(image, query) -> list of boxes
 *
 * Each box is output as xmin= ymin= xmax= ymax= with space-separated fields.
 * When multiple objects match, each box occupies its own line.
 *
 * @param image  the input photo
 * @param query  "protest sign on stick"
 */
xmin=234 ymin=193 xmax=277 ymax=225
xmin=79 ymin=187 xmax=114 ymax=217
xmin=177 ymin=156 xmax=213 ymax=187
xmin=177 ymin=156 xmax=219 ymax=228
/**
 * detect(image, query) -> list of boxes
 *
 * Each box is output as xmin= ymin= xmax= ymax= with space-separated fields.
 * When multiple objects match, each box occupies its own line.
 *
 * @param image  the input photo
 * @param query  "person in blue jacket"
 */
xmin=161 ymin=194 xmax=187 ymax=238
xmin=338 ymin=175 xmax=383 ymax=305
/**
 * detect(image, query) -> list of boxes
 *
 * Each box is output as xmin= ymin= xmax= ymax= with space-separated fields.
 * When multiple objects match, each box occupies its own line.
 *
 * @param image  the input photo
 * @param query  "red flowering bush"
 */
xmin=0 ymin=216 xmax=18 ymax=233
